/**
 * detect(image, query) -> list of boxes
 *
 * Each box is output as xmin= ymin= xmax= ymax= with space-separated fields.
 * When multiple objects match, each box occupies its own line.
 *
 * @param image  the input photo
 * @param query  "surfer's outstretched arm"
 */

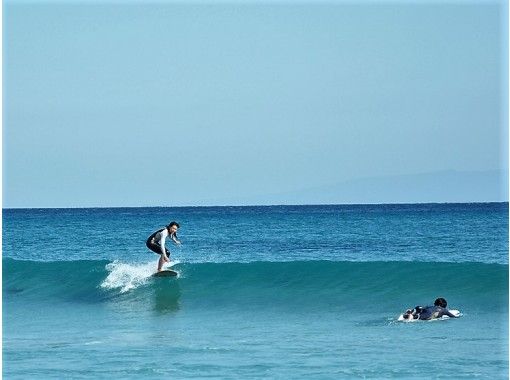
xmin=171 ymin=232 xmax=181 ymax=245
xmin=443 ymin=309 xmax=459 ymax=318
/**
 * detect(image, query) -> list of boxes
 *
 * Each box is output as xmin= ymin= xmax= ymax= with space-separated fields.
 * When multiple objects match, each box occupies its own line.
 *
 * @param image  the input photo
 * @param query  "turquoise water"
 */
xmin=3 ymin=203 xmax=509 ymax=378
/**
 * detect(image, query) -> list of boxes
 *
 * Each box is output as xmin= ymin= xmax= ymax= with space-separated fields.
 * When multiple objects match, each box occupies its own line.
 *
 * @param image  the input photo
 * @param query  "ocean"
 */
xmin=2 ymin=203 xmax=508 ymax=379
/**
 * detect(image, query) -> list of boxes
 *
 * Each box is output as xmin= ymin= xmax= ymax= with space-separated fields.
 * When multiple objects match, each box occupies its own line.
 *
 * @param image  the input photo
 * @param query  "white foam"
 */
xmin=100 ymin=260 xmax=179 ymax=293
xmin=84 ymin=341 xmax=103 ymax=346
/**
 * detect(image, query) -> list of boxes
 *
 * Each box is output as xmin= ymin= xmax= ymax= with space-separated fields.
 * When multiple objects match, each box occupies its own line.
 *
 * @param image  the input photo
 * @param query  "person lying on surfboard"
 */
xmin=146 ymin=222 xmax=181 ymax=272
xmin=402 ymin=297 xmax=459 ymax=320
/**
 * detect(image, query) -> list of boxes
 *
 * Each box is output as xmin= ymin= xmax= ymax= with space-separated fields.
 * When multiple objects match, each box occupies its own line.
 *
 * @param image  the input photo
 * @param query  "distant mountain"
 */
xmin=208 ymin=170 xmax=508 ymax=206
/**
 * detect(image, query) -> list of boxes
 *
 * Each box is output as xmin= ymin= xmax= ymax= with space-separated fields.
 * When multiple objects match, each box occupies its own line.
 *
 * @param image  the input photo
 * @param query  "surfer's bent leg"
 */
xmin=147 ymin=241 xmax=170 ymax=258
xmin=157 ymin=249 xmax=171 ymax=272
xmin=146 ymin=241 xmax=161 ymax=254
xmin=147 ymin=238 xmax=171 ymax=271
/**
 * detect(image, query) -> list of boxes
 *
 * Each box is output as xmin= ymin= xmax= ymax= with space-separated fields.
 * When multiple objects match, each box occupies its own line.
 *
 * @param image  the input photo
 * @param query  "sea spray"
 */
xmin=100 ymin=260 xmax=180 ymax=293
xmin=100 ymin=261 xmax=154 ymax=293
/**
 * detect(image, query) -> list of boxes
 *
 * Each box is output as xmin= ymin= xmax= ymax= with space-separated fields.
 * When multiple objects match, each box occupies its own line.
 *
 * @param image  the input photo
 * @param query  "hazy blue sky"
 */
xmin=3 ymin=1 xmax=508 ymax=207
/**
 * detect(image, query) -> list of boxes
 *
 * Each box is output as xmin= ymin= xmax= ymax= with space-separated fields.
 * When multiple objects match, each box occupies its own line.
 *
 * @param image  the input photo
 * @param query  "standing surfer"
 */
xmin=146 ymin=222 xmax=181 ymax=272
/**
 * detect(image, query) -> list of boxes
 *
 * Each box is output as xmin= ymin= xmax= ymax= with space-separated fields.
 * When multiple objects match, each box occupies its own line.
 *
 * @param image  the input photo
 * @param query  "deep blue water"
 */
xmin=3 ymin=203 xmax=508 ymax=378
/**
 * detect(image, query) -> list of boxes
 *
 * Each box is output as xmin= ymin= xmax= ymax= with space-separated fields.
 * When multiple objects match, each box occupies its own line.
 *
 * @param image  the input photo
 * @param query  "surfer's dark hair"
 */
xmin=167 ymin=221 xmax=180 ymax=229
xmin=434 ymin=298 xmax=447 ymax=308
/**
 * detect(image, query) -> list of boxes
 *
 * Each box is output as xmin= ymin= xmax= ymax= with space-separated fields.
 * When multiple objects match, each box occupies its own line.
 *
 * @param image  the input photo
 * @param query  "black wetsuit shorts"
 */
xmin=146 ymin=229 xmax=170 ymax=256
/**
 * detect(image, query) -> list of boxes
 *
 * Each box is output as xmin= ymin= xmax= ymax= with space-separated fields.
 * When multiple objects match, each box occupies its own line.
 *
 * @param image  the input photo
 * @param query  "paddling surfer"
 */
xmin=146 ymin=222 xmax=181 ymax=272
xmin=402 ymin=298 xmax=459 ymax=320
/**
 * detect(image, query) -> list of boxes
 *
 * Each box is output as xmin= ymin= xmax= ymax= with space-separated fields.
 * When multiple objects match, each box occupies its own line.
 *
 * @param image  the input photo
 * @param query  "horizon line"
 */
xmin=2 ymin=200 xmax=508 ymax=210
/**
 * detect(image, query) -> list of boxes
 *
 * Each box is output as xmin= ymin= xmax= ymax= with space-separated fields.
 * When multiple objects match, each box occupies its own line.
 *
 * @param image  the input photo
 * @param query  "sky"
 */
xmin=3 ymin=0 xmax=508 ymax=208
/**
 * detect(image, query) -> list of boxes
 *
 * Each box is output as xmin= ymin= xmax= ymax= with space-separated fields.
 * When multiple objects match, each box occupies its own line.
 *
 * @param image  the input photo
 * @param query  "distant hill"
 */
xmin=207 ymin=170 xmax=508 ymax=206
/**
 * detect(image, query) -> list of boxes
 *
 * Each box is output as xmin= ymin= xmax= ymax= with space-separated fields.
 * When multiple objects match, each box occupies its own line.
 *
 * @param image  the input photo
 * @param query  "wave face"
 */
xmin=4 ymin=258 xmax=507 ymax=312
xmin=3 ymin=258 xmax=508 ymax=379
